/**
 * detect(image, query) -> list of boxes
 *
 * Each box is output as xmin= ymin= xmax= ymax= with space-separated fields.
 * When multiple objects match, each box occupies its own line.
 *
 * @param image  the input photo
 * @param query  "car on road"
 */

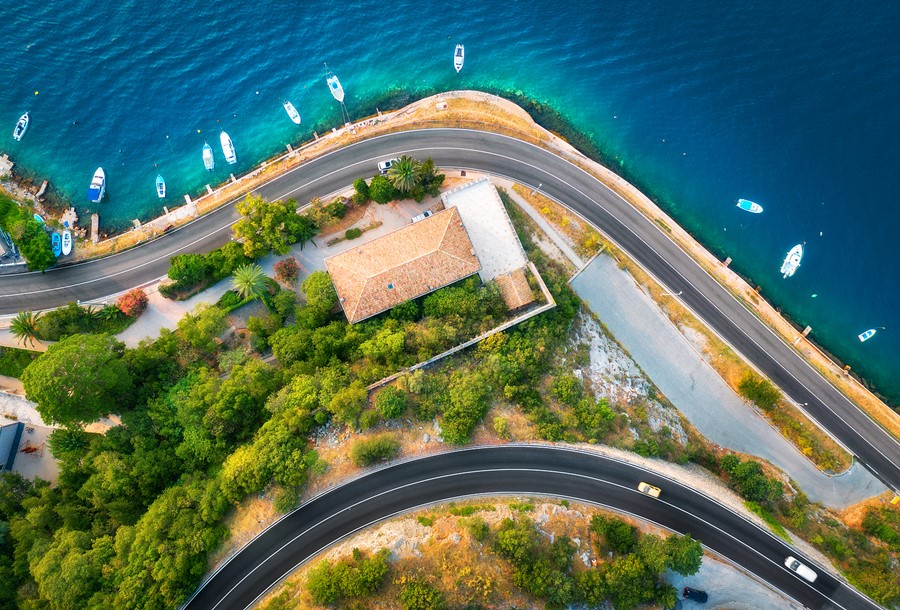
xmin=637 ymin=481 xmax=661 ymax=498
xmin=683 ymin=587 xmax=708 ymax=602
xmin=377 ymin=158 xmax=398 ymax=174
xmin=784 ymin=556 xmax=817 ymax=583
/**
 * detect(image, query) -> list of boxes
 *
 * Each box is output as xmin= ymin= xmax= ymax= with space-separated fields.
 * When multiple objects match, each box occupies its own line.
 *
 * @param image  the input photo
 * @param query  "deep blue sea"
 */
xmin=1 ymin=1 xmax=898 ymax=404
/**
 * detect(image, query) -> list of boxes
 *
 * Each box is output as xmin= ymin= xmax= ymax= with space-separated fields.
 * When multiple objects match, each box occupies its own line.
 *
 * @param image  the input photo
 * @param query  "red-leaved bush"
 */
xmin=116 ymin=288 xmax=149 ymax=317
xmin=274 ymin=257 xmax=300 ymax=285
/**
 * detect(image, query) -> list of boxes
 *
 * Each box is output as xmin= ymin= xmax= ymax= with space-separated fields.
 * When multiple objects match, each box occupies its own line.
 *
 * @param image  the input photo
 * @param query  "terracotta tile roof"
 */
xmin=494 ymin=268 xmax=536 ymax=310
xmin=325 ymin=207 xmax=481 ymax=323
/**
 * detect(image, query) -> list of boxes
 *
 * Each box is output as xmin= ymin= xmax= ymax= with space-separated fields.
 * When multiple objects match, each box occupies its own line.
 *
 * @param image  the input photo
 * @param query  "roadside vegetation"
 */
xmin=0 ymin=193 xmax=55 ymax=271
xmin=260 ymin=501 xmax=702 ymax=610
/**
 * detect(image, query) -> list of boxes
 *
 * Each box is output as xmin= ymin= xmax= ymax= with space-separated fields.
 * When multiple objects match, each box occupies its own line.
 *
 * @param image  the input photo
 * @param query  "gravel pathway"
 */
xmin=571 ymin=255 xmax=885 ymax=508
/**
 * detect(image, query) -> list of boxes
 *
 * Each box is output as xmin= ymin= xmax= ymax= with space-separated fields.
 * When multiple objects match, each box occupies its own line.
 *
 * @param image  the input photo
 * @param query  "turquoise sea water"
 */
xmin=1 ymin=1 xmax=898 ymax=403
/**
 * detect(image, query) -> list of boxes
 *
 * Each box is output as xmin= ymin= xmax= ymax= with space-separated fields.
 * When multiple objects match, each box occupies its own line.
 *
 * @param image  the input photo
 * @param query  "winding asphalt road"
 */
xmin=181 ymin=446 xmax=878 ymax=610
xmin=2 ymin=128 xmax=897 ymax=496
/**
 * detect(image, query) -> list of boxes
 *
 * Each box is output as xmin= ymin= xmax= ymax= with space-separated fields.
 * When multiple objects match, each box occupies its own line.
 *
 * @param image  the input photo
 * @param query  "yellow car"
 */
xmin=638 ymin=482 xmax=661 ymax=498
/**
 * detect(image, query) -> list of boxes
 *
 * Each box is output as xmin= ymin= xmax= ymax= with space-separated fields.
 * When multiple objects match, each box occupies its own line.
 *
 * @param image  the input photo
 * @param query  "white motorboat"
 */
xmin=220 ymin=130 xmax=236 ymax=165
xmin=858 ymin=329 xmax=877 ymax=342
xmin=156 ymin=173 xmax=166 ymax=198
xmin=780 ymin=244 xmax=803 ymax=278
xmin=737 ymin=198 xmax=763 ymax=214
xmin=61 ymin=230 xmax=72 ymax=256
xmin=202 ymin=141 xmax=215 ymax=171
xmin=454 ymin=44 xmax=465 ymax=73
xmin=283 ymin=100 xmax=301 ymax=124
xmin=87 ymin=167 xmax=106 ymax=203
xmin=12 ymin=112 xmax=29 ymax=141
xmin=325 ymin=64 xmax=344 ymax=103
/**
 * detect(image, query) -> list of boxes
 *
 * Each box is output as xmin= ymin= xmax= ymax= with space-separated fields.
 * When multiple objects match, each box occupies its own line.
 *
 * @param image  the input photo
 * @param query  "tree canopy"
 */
xmin=233 ymin=195 xmax=318 ymax=258
xmin=22 ymin=334 xmax=133 ymax=426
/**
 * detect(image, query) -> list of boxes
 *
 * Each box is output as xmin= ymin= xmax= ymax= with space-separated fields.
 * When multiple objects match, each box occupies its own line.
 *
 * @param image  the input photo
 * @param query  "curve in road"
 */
xmin=182 ymin=446 xmax=877 ymax=610
xmin=4 ymin=128 xmax=894 ymax=497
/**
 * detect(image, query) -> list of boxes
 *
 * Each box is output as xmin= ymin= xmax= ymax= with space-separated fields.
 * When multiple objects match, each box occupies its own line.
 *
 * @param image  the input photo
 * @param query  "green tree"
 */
xmin=400 ymin=581 xmax=446 ymax=610
xmin=10 ymin=310 xmax=41 ymax=347
xmin=301 ymin=270 xmax=338 ymax=313
xmin=352 ymin=177 xmax=370 ymax=204
xmin=591 ymin=515 xmax=638 ymax=554
xmin=664 ymin=533 xmax=704 ymax=575
xmin=231 ymin=263 xmax=269 ymax=301
xmin=177 ymin=303 xmax=227 ymax=352
xmin=22 ymin=334 xmax=133 ymax=426
xmin=368 ymin=174 xmax=397 ymax=204
xmin=604 ymin=554 xmax=656 ymax=610
xmin=441 ymin=370 xmax=490 ymax=444
xmin=30 ymin=528 xmax=115 ymax=610
xmin=328 ymin=381 xmax=368 ymax=427
xmin=387 ymin=155 xmax=420 ymax=193
xmin=13 ymin=218 xmax=56 ymax=271
xmin=234 ymin=195 xmax=318 ymax=258
xmin=168 ymin=253 xmax=208 ymax=285
xmin=375 ymin=386 xmax=408 ymax=419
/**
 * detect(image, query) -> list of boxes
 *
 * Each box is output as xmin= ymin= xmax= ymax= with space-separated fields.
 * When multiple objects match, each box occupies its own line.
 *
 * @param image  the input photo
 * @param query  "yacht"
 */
xmin=325 ymin=64 xmax=344 ymax=103
xmin=220 ymin=130 xmax=237 ymax=165
xmin=780 ymin=244 xmax=803 ymax=278
xmin=12 ymin=112 xmax=29 ymax=141
xmin=283 ymin=100 xmax=301 ymax=124
xmin=87 ymin=167 xmax=106 ymax=203
xmin=454 ymin=44 xmax=465 ymax=73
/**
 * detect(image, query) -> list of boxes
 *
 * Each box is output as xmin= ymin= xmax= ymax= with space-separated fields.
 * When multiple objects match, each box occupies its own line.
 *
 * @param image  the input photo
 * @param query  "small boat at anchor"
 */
xmin=202 ymin=141 xmax=215 ymax=171
xmin=220 ymin=130 xmax=236 ymax=165
xmin=87 ymin=167 xmax=106 ymax=203
xmin=858 ymin=329 xmax=877 ymax=342
xmin=454 ymin=44 xmax=465 ymax=73
xmin=51 ymin=232 xmax=61 ymax=257
xmin=780 ymin=244 xmax=803 ymax=278
xmin=737 ymin=198 xmax=763 ymax=214
xmin=325 ymin=64 xmax=344 ymax=103
xmin=283 ymin=100 xmax=301 ymax=124
xmin=61 ymin=230 xmax=72 ymax=256
xmin=156 ymin=173 xmax=166 ymax=198
xmin=12 ymin=112 xmax=29 ymax=141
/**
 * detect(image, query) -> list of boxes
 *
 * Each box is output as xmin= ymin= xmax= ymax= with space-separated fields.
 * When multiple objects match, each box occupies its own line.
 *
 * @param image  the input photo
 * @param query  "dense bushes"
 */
xmin=234 ymin=195 xmax=318 ymax=258
xmin=162 ymin=241 xmax=251 ymax=299
xmin=116 ymin=288 xmax=148 ymax=317
xmin=375 ymin=385 xmax=409 ymax=419
xmin=344 ymin=227 xmax=362 ymax=240
xmin=306 ymin=548 xmax=390 ymax=606
xmin=350 ymin=434 xmax=401 ymax=466
xmin=719 ymin=454 xmax=784 ymax=504
xmin=32 ymin=301 xmax=133 ymax=340
xmin=0 ymin=194 xmax=55 ymax=271
xmin=738 ymin=372 xmax=781 ymax=411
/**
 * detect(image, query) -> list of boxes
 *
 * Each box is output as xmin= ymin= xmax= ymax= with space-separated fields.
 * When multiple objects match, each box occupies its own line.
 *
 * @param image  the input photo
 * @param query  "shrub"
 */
xmin=368 ymin=174 xmax=396 ymax=204
xmin=350 ymin=434 xmax=401 ymax=466
xmin=326 ymin=199 xmax=347 ymax=219
xmin=116 ymin=288 xmax=149 ymax=317
xmin=738 ymin=372 xmax=781 ymax=411
xmin=352 ymin=178 xmax=370 ymax=204
xmin=345 ymin=227 xmax=362 ymax=240
xmin=375 ymin=386 xmax=408 ymax=419
xmin=464 ymin=517 xmax=490 ymax=542
xmin=493 ymin=416 xmax=510 ymax=439
xmin=273 ymin=257 xmax=300 ymax=285
xmin=400 ymin=582 xmax=446 ymax=610
xmin=306 ymin=549 xmax=390 ymax=605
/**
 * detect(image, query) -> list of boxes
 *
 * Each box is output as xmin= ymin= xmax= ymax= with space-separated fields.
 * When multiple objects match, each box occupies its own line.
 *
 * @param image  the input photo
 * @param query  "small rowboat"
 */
xmin=283 ymin=100 xmax=301 ymax=125
xmin=13 ymin=112 xmax=29 ymax=141
xmin=858 ymin=329 xmax=877 ymax=342
xmin=203 ymin=141 xmax=215 ymax=171
xmin=51 ymin=232 xmax=61 ymax=257
xmin=737 ymin=198 xmax=763 ymax=214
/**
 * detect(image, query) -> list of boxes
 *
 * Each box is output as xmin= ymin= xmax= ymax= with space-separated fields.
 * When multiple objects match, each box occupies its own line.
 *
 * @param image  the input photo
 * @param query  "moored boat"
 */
xmin=33 ymin=213 xmax=45 ymax=224
xmin=454 ymin=44 xmax=465 ymax=73
xmin=61 ymin=230 xmax=72 ymax=256
xmin=156 ymin=173 xmax=166 ymax=198
xmin=325 ymin=64 xmax=344 ymax=103
xmin=51 ymin=232 xmax=61 ymax=257
xmin=87 ymin=167 xmax=106 ymax=203
xmin=283 ymin=100 xmax=301 ymax=124
xmin=203 ymin=141 xmax=215 ymax=171
xmin=737 ymin=198 xmax=763 ymax=214
xmin=780 ymin=243 xmax=803 ymax=278
xmin=13 ymin=112 xmax=29 ymax=141
xmin=220 ymin=130 xmax=237 ymax=165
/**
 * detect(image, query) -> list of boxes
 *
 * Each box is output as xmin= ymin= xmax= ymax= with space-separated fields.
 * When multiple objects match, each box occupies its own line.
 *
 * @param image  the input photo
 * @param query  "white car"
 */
xmin=784 ymin=556 xmax=817 ymax=583
xmin=411 ymin=210 xmax=433 ymax=223
xmin=377 ymin=158 xmax=398 ymax=174
xmin=637 ymin=482 xmax=661 ymax=498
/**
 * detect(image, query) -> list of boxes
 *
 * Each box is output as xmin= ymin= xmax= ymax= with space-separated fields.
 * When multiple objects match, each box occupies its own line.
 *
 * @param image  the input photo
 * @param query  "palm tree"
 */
xmin=231 ymin=263 xmax=269 ymax=301
xmin=10 ymin=310 xmax=41 ymax=347
xmin=387 ymin=155 xmax=420 ymax=194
